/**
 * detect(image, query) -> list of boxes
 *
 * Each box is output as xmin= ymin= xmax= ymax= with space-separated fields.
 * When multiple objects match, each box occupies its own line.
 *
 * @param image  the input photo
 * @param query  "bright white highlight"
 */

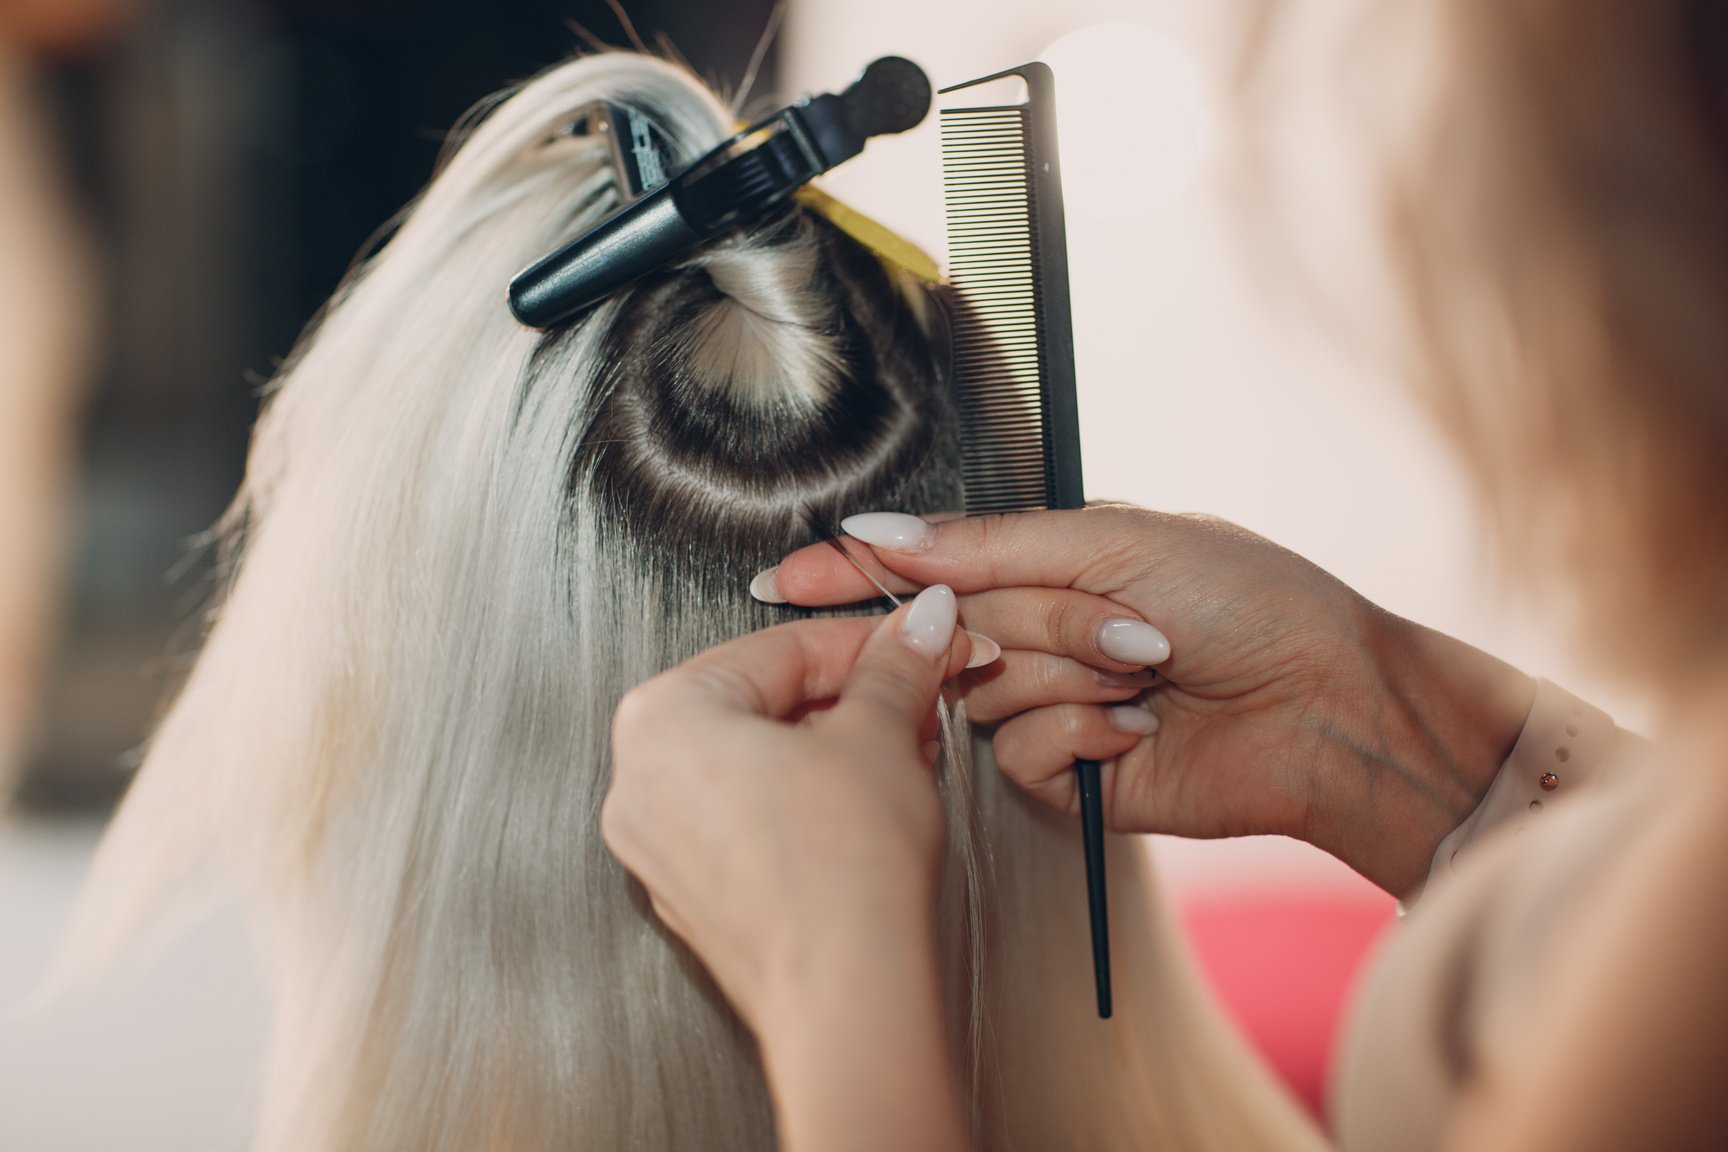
xmin=1041 ymin=22 xmax=1213 ymax=220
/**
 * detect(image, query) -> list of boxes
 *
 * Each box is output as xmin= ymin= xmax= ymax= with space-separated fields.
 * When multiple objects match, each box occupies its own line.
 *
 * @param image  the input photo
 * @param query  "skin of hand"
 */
xmin=602 ymin=589 xmax=975 ymax=1152
xmin=760 ymin=504 xmax=1537 ymax=898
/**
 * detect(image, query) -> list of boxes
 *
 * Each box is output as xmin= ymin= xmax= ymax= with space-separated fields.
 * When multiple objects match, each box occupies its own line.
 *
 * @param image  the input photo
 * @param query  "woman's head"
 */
xmin=72 ymin=50 xmax=968 ymax=1151
xmin=1388 ymin=0 xmax=1728 ymax=681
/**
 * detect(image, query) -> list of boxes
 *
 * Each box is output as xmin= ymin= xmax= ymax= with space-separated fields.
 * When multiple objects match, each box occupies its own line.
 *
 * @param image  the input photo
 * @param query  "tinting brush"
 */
xmin=509 ymin=56 xmax=931 ymax=329
xmin=939 ymin=63 xmax=1112 ymax=1019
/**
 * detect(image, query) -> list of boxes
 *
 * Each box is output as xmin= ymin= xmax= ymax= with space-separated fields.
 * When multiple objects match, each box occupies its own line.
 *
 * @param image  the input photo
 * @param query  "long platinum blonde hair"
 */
xmin=71 ymin=52 xmax=1319 ymax=1152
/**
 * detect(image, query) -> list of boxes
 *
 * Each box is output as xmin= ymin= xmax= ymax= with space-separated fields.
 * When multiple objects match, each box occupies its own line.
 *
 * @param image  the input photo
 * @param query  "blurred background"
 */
xmin=0 ymin=0 xmax=1640 ymax=1146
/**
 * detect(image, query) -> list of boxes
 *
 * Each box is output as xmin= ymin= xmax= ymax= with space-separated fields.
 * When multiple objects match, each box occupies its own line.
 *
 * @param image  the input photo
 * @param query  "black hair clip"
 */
xmin=570 ymin=103 xmax=677 ymax=200
xmin=507 ymin=56 xmax=932 ymax=330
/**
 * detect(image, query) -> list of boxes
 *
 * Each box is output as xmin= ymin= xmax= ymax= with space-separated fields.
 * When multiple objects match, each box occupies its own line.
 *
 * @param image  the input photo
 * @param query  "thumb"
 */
xmin=832 ymin=585 xmax=968 ymax=739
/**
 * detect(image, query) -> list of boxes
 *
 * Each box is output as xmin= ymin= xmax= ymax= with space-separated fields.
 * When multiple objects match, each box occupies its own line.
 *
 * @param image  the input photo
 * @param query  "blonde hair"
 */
xmin=1386 ymin=0 xmax=1728 ymax=679
xmin=71 ymin=52 xmax=1318 ymax=1152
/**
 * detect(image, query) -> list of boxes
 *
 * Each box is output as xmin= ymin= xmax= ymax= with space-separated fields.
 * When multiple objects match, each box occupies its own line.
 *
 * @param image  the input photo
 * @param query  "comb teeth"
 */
xmin=940 ymin=71 xmax=1083 ymax=517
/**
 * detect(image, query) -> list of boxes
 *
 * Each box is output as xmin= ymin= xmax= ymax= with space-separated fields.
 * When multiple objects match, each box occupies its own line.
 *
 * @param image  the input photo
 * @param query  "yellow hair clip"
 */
xmin=796 ymin=185 xmax=943 ymax=286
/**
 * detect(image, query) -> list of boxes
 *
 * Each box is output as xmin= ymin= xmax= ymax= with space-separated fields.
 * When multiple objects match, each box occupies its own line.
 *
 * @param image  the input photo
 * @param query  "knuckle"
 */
xmin=1041 ymin=594 xmax=1076 ymax=652
xmin=969 ymin=513 xmax=1010 ymax=569
xmin=962 ymin=689 xmax=1005 ymax=724
xmin=991 ymin=726 xmax=1031 ymax=781
xmin=1058 ymin=704 xmax=1093 ymax=745
xmin=1085 ymin=501 xmax=1147 ymax=537
xmin=968 ymin=512 xmax=999 ymax=552
xmin=1032 ymin=652 xmax=1068 ymax=697
xmin=1086 ymin=517 xmax=1162 ymax=586
xmin=613 ymin=679 xmax=662 ymax=739
xmin=957 ymin=658 xmax=1016 ymax=722
xmin=1178 ymin=510 xmax=1254 ymax=545
xmin=598 ymin=791 xmax=634 ymax=857
xmin=991 ymin=711 xmax=1056 ymax=783
xmin=851 ymin=665 xmax=928 ymax=720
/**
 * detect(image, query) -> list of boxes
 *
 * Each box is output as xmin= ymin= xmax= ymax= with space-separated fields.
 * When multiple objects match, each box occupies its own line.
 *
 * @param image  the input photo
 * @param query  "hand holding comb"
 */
xmin=939 ymin=63 xmax=1114 ymax=1019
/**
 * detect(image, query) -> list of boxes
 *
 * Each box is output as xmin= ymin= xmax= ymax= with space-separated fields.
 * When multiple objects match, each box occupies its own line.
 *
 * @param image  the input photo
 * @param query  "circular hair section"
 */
xmin=555 ymin=207 xmax=960 ymax=564
xmin=679 ymin=230 xmax=848 ymax=408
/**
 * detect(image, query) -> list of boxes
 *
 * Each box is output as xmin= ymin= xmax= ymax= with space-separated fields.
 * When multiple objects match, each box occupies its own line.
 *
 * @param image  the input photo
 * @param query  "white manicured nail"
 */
xmin=901 ymin=584 xmax=957 ymax=659
xmin=841 ymin=511 xmax=936 ymax=552
xmin=1097 ymin=618 xmax=1171 ymax=666
xmin=964 ymin=631 xmax=1001 ymax=669
xmin=1107 ymin=705 xmax=1160 ymax=735
xmin=749 ymin=567 xmax=786 ymax=604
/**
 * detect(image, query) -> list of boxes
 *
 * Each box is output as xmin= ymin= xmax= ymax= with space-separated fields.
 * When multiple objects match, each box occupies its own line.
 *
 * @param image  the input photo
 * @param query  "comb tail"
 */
xmin=1077 ymin=759 xmax=1112 ymax=1018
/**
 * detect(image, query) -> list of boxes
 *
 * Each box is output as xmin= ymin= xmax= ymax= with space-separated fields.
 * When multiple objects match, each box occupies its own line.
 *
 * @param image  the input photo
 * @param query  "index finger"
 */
xmin=766 ymin=504 xmax=1157 ymax=605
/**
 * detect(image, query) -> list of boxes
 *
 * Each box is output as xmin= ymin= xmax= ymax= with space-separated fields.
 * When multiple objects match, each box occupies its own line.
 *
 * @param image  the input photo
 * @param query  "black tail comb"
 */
xmin=941 ymin=63 xmax=1110 ymax=1020
xmin=940 ymin=63 xmax=1083 ymax=516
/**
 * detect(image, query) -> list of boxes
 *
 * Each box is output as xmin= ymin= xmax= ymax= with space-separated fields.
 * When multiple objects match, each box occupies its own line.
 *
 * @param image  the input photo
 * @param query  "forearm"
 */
xmin=758 ymin=912 xmax=968 ymax=1152
xmin=1311 ymin=608 xmax=1536 ymax=898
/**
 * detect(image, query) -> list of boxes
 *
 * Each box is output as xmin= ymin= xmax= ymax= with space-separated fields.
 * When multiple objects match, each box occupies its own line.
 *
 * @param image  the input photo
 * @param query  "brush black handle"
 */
xmin=1076 ymin=758 xmax=1112 ymax=1018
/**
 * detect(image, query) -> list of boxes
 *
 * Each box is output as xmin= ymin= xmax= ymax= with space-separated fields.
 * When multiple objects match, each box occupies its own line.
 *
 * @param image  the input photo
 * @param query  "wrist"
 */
xmin=1313 ymin=608 xmax=1535 ymax=897
xmin=756 ymin=908 xmax=967 ymax=1152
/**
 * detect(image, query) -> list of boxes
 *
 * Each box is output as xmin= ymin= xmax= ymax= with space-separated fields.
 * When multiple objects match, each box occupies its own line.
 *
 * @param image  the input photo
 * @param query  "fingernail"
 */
xmin=1107 ymin=705 xmax=1161 ymax=735
xmin=1097 ymin=618 xmax=1171 ymax=666
xmin=964 ymin=631 xmax=1001 ymax=669
xmin=901 ymin=584 xmax=957 ymax=659
xmin=749 ymin=566 xmax=786 ymax=604
xmin=841 ymin=511 xmax=936 ymax=552
xmin=1094 ymin=668 xmax=1159 ymax=689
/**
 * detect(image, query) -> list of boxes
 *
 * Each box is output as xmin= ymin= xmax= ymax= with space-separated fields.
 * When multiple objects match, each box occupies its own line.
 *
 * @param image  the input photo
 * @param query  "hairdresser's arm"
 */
xmin=761 ymin=505 xmax=1536 ymax=899
xmin=603 ymin=595 xmax=973 ymax=1152
xmin=1438 ymin=762 xmax=1728 ymax=1151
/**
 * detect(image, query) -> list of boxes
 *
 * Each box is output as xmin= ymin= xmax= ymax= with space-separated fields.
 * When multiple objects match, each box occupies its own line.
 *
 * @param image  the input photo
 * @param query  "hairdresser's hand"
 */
xmin=603 ymin=588 xmax=973 ymax=1152
xmin=760 ymin=506 xmax=1536 ymax=898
